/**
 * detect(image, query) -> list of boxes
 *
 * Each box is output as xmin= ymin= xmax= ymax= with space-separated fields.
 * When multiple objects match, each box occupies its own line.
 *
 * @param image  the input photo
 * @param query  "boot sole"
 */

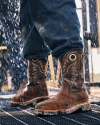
xmin=10 ymin=96 xmax=49 ymax=107
xmin=34 ymin=102 xmax=91 ymax=115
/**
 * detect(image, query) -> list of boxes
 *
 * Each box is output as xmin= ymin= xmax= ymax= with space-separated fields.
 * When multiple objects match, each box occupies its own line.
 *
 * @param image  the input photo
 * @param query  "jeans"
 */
xmin=21 ymin=0 xmax=83 ymax=62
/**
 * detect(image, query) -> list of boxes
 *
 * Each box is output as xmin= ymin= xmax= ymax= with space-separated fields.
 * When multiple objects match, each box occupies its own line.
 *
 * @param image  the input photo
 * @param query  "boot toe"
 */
xmin=11 ymin=95 xmax=21 ymax=102
xmin=35 ymin=99 xmax=59 ymax=110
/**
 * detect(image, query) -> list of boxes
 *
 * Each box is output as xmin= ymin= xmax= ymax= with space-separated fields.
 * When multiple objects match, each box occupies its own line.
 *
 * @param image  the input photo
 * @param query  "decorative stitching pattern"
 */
xmin=28 ymin=59 xmax=46 ymax=85
xmin=61 ymin=51 xmax=85 ymax=92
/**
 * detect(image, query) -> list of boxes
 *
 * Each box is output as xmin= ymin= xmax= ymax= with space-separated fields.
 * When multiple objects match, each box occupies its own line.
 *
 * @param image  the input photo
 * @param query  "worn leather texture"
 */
xmin=17 ymin=81 xmax=28 ymax=94
xmin=35 ymin=50 xmax=89 ymax=110
xmin=11 ymin=59 xmax=48 ymax=103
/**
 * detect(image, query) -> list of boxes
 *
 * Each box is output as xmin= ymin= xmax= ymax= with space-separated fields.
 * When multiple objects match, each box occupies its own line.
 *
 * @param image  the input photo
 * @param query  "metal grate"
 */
xmin=0 ymin=91 xmax=100 ymax=125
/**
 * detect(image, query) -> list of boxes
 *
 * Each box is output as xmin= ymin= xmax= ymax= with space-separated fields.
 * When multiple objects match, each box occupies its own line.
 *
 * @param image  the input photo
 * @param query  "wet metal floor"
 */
xmin=0 ymin=88 xmax=100 ymax=125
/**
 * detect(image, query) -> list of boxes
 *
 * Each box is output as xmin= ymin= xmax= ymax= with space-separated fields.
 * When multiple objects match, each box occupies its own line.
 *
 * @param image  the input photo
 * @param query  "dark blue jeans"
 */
xmin=21 ymin=0 xmax=83 ymax=62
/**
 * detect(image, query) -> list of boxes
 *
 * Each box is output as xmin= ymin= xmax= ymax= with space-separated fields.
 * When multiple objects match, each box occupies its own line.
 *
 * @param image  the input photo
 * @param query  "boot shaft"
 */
xmin=28 ymin=59 xmax=48 ymax=86
xmin=61 ymin=50 xmax=86 ymax=93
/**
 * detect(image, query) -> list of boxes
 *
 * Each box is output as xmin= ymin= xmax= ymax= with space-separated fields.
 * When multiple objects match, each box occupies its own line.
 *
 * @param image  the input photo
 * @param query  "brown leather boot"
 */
xmin=34 ymin=50 xmax=91 ymax=115
xmin=10 ymin=59 xmax=49 ymax=106
xmin=17 ymin=81 xmax=28 ymax=94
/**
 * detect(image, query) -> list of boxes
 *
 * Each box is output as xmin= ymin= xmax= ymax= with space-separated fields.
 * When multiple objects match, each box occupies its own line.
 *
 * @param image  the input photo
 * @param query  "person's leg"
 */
xmin=1 ymin=0 xmax=28 ymax=92
xmin=11 ymin=0 xmax=90 ymax=114
xmin=10 ymin=0 xmax=50 ymax=106
xmin=27 ymin=0 xmax=83 ymax=61
xmin=20 ymin=0 xmax=51 ymax=61
xmin=25 ymin=0 xmax=90 ymax=115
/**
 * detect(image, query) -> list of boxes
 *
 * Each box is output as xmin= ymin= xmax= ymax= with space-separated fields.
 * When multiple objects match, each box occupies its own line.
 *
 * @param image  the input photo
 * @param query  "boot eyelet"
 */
xmin=69 ymin=54 xmax=76 ymax=61
xmin=82 ymin=54 xmax=84 ymax=59
xmin=32 ymin=59 xmax=37 ymax=62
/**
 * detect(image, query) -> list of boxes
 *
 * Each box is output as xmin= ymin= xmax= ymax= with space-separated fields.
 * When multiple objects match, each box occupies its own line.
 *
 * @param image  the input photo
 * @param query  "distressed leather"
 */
xmin=17 ymin=81 xmax=28 ymax=94
xmin=35 ymin=50 xmax=89 ymax=110
xmin=11 ymin=59 xmax=48 ymax=103
xmin=61 ymin=50 xmax=86 ymax=93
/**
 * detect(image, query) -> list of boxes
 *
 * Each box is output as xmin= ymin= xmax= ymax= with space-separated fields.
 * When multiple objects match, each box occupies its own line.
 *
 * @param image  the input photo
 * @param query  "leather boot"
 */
xmin=34 ymin=50 xmax=91 ymax=115
xmin=10 ymin=59 xmax=49 ymax=106
xmin=17 ymin=81 xmax=28 ymax=94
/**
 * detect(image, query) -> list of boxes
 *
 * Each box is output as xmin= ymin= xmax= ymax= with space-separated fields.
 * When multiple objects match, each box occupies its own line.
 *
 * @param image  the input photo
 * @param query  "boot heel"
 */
xmin=82 ymin=103 xmax=91 ymax=111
